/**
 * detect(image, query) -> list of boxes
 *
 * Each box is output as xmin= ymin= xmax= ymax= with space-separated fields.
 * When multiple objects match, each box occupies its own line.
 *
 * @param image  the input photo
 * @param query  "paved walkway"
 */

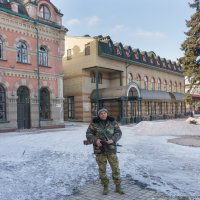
xmin=66 ymin=177 xmax=179 ymax=200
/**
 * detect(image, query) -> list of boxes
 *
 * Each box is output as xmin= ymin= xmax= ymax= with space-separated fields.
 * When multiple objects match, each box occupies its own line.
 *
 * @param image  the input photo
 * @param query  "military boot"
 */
xmin=115 ymin=184 xmax=124 ymax=194
xmin=102 ymin=184 xmax=109 ymax=195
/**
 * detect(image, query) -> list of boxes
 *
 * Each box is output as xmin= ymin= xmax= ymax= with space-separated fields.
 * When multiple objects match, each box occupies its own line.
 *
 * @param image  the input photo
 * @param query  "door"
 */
xmin=128 ymin=87 xmax=139 ymax=122
xmin=17 ymin=86 xmax=31 ymax=129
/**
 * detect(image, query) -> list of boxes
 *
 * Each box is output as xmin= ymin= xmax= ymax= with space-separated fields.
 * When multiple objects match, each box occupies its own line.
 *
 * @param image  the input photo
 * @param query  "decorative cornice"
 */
xmin=0 ymin=67 xmax=62 ymax=81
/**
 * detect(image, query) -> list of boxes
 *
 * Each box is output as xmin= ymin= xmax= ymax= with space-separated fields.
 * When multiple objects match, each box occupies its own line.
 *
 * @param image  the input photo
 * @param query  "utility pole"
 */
xmin=95 ymin=66 xmax=99 ymax=116
xmin=125 ymin=63 xmax=131 ymax=124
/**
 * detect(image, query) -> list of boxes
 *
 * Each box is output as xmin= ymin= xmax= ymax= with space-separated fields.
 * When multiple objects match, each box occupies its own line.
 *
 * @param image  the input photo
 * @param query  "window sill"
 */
xmin=39 ymin=65 xmax=52 ymax=68
xmin=0 ymin=59 xmax=7 ymax=62
xmin=17 ymin=61 xmax=32 ymax=65
xmin=40 ymin=119 xmax=53 ymax=121
xmin=0 ymin=120 xmax=9 ymax=123
xmin=91 ymin=82 xmax=102 ymax=84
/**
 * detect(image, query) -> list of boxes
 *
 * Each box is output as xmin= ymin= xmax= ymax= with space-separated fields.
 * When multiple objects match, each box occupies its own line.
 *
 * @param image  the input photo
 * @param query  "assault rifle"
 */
xmin=84 ymin=131 xmax=122 ymax=153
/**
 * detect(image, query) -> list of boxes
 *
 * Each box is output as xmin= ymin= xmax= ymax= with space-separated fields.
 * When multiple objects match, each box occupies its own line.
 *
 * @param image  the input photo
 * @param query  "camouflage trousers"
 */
xmin=96 ymin=153 xmax=121 ymax=186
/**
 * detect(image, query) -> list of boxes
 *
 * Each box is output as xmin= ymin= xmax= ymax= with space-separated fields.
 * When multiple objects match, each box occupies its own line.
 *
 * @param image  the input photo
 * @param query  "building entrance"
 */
xmin=17 ymin=86 xmax=31 ymax=129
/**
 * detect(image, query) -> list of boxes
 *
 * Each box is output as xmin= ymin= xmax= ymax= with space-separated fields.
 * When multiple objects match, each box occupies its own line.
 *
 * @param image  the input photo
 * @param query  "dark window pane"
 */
xmin=85 ymin=43 xmax=90 ymax=55
xmin=17 ymin=86 xmax=30 ymax=103
xmin=0 ymin=38 xmax=3 ymax=59
xmin=40 ymin=5 xmax=51 ymax=20
xmin=39 ymin=46 xmax=48 ymax=66
xmin=40 ymin=88 xmax=50 ymax=119
xmin=17 ymin=42 xmax=28 ymax=63
xmin=67 ymin=96 xmax=74 ymax=118
xmin=0 ymin=85 xmax=6 ymax=121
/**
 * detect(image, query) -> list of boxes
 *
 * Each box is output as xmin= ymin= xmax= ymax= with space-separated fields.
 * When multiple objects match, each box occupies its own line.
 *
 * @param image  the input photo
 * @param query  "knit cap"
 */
xmin=98 ymin=108 xmax=108 ymax=116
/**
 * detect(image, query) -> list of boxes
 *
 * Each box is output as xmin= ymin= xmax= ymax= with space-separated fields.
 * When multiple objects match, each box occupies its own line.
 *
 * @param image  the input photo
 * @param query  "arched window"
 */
xmin=17 ymin=86 xmax=30 ymax=103
xmin=0 ymin=38 xmax=3 ymax=59
xmin=128 ymin=73 xmax=133 ymax=85
xmin=137 ymin=74 xmax=141 ymax=87
xmin=164 ymin=80 xmax=167 ymax=91
xmin=158 ymin=79 xmax=161 ymax=91
xmin=17 ymin=41 xmax=28 ymax=63
xmin=39 ymin=46 xmax=48 ymax=66
xmin=151 ymin=77 xmax=155 ymax=90
xmin=85 ymin=43 xmax=90 ymax=55
xmin=39 ymin=4 xmax=51 ymax=20
xmin=40 ymin=88 xmax=50 ymax=119
xmin=0 ymin=85 xmax=6 ymax=121
xmin=144 ymin=76 xmax=148 ymax=90
xmin=169 ymin=81 xmax=172 ymax=92
xmin=174 ymin=82 xmax=177 ymax=92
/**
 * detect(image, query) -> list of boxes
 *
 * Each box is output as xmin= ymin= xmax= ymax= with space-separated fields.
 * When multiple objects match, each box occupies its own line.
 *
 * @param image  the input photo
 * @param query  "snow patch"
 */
xmin=0 ymin=120 xmax=200 ymax=199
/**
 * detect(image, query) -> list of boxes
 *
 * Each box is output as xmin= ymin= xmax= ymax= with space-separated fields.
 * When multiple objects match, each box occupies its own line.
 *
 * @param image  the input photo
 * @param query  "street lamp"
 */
xmin=34 ymin=22 xmax=41 ymax=128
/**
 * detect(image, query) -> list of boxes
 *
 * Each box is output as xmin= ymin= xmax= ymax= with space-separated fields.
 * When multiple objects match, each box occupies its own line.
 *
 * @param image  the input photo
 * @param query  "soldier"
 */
xmin=86 ymin=108 xmax=124 ymax=195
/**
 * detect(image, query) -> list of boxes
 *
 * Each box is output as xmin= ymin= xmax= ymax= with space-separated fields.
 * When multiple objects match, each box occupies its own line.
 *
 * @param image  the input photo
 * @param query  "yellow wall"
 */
xmin=63 ymin=36 xmax=185 ymax=121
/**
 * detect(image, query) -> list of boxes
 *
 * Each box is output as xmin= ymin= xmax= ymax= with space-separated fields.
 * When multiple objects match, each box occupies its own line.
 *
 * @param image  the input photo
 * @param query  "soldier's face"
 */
xmin=99 ymin=111 xmax=107 ymax=120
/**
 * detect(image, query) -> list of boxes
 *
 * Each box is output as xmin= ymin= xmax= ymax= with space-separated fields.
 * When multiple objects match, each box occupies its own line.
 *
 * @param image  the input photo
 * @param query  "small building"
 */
xmin=185 ymin=83 xmax=200 ymax=114
xmin=0 ymin=0 xmax=67 ymax=132
xmin=63 ymin=35 xmax=185 ymax=124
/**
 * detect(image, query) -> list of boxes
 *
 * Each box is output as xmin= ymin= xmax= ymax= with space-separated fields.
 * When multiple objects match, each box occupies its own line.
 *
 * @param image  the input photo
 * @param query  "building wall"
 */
xmin=63 ymin=36 xmax=185 ymax=122
xmin=63 ymin=36 xmax=98 ymax=120
xmin=128 ymin=66 xmax=184 ymax=93
xmin=96 ymin=55 xmax=184 ymax=93
xmin=0 ymin=0 xmax=67 ymax=132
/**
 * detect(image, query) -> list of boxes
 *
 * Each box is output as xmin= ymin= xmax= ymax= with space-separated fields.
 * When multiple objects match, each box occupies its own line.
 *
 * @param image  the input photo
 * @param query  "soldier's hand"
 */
xmin=106 ymin=139 xmax=113 ymax=144
xmin=96 ymin=139 xmax=102 ymax=147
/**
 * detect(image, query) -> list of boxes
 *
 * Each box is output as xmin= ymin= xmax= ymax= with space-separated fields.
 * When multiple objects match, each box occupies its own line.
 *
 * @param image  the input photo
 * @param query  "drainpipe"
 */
xmin=138 ymin=97 xmax=142 ymax=122
xmin=34 ymin=22 xmax=41 ymax=128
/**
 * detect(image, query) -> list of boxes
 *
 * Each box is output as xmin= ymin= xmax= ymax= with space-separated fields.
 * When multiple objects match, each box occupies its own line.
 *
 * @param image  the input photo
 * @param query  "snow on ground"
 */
xmin=0 ymin=120 xmax=200 ymax=200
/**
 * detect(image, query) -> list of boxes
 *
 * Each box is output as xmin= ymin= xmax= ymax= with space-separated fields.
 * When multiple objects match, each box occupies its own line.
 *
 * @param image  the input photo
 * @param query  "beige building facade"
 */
xmin=63 ymin=35 xmax=185 ymax=124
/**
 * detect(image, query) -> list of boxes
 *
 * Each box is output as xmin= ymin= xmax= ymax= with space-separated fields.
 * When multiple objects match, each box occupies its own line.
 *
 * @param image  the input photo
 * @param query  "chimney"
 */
xmin=10 ymin=2 xmax=19 ymax=13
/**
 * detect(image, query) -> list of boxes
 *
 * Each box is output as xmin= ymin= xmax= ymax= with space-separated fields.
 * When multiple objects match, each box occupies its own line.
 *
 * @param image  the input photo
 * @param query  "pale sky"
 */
xmin=51 ymin=0 xmax=194 ymax=62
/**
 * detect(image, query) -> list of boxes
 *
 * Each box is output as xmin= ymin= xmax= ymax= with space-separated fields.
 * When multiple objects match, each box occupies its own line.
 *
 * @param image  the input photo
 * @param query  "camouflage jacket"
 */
xmin=86 ymin=116 xmax=122 ymax=154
